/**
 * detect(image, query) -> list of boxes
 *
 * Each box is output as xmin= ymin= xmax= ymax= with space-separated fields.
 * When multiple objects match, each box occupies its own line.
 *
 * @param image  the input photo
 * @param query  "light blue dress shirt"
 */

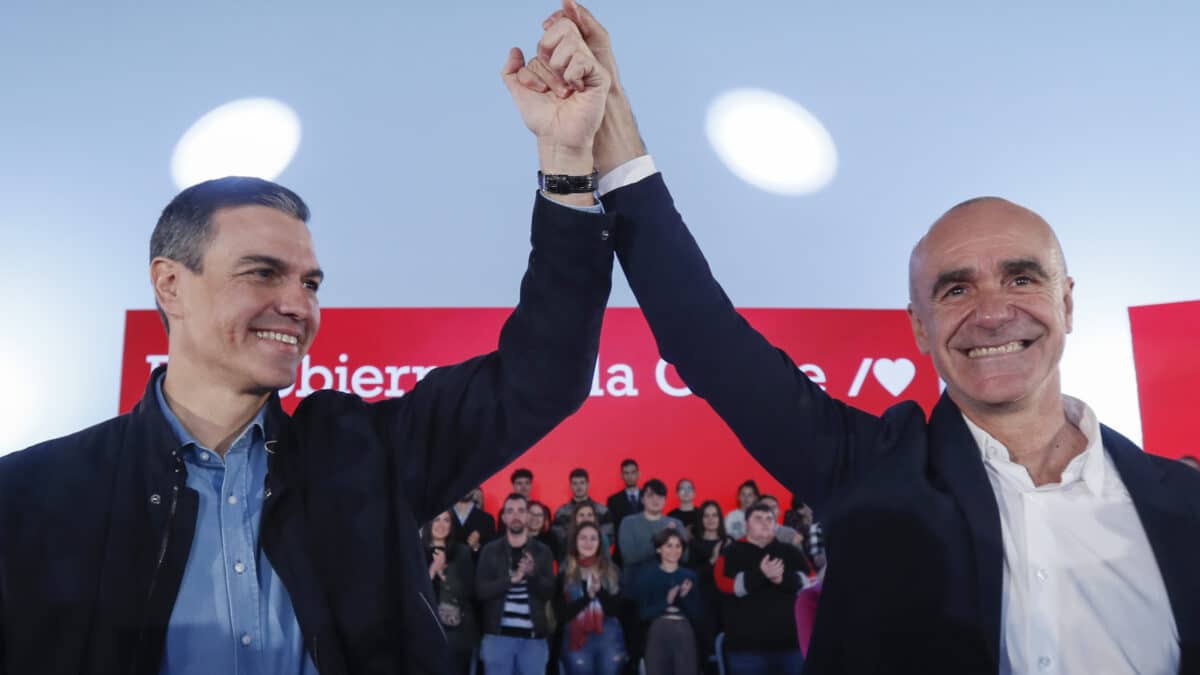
xmin=155 ymin=375 xmax=317 ymax=675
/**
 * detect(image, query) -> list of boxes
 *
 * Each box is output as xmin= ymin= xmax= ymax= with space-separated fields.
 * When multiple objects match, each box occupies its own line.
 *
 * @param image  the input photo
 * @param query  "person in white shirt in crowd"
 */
xmin=722 ymin=480 xmax=759 ymax=540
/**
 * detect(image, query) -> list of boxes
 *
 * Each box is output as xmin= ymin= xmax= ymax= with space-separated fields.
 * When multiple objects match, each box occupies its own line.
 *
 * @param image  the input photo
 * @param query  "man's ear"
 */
xmin=1063 ymin=276 xmax=1075 ymax=334
xmin=908 ymin=303 xmax=931 ymax=354
xmin=151 ymin=257 xmax=185 ymax=323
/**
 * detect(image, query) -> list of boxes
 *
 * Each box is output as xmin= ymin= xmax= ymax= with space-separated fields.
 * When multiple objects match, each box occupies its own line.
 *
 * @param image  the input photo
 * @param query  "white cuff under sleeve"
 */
xmin=733 ymin=572 xmax=749 ymax=597
xmin=598 ymin=155 xmax=659 ymax=197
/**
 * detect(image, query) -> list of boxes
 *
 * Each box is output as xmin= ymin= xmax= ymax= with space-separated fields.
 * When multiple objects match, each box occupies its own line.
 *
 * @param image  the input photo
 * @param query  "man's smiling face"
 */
xmin=168 ymin=205 xmax=323 ymax=395
xmin=907 ymin=198 xmax=1074 ymax=416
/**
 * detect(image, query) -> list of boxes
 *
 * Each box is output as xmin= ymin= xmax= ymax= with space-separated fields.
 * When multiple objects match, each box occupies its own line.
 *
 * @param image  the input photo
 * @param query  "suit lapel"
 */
xmin=1103 ymin=426 xmax=1200 ymax=659
xmin=927 ymin=394 xmax=1004 ymax=668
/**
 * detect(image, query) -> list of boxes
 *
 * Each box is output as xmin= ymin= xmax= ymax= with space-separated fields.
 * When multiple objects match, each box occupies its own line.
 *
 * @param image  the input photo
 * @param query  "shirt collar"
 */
xmin=154 ymin=372 xmax=266 ymax=460
xmin=963 ymin=394 xmax=1107 ymax=495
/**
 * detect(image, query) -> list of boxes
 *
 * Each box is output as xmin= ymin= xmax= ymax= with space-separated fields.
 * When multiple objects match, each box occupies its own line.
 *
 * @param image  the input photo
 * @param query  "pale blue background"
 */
xmin=2 ymin=1 xmax=1197 ymax=453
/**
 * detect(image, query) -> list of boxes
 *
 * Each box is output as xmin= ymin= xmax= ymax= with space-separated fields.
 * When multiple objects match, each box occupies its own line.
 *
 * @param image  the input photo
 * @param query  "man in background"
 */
xmin=477 ymin=494 xmax=557 ymax=675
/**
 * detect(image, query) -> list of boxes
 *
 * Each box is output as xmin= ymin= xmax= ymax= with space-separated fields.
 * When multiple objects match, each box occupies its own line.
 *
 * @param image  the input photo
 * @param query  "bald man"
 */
xmin=516 ymin=3 xmax=1200 ymax=673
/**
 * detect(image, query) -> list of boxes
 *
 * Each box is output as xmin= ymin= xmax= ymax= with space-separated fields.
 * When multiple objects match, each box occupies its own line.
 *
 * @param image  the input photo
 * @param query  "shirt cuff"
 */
xmin=598 ymin=155 xmax=659 ymax=197
xmin=539 ymin=191 xmax=605 ymax=214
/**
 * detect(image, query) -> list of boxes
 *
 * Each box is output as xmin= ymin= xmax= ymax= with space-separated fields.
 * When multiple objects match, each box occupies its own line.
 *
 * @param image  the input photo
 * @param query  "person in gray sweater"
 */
xmin=617 ymin=479 xmax=688 ymax=593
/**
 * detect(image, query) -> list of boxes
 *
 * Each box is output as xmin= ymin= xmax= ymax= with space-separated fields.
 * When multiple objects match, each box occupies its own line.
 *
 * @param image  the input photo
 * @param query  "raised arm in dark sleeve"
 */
xmin=370 ymin=195 xmax=615 ymax=523
xmin=602 ymin=173 xmax=884 ymax=512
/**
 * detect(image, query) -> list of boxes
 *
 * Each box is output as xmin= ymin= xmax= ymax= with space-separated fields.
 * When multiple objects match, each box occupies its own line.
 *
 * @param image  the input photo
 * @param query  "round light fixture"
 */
xmin=170 ymin=97 xmax=301 ymax=190
xmin=705 ymin=88 xmax=837 ymax=196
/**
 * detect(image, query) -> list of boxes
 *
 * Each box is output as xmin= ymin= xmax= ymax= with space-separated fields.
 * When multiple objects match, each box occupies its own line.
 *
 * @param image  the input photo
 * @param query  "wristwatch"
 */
xmin=538 ymin=169 xmax=599 ymax=194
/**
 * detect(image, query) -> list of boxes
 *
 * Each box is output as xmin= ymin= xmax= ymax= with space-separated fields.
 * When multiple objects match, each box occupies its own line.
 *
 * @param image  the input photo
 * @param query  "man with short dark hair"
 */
xmin=605 ymin=458 xmax=642 ymax=564
xmin=511 ymin=468 xmax=535 ymax=497
xmin=452 ymin=488 xmax=498 ymax=557
xmin=498 ymin=467 xmax=537 ymax=531
xmin=756 ymin=495 xmax=811 ymax=568
xmin=0 ymin=23 xmax=618 ymax=673
xmin=476 ymin=493 xmax=556 ymax=674
xmin=551 ymin=467 xmax=611 ymax=546
xmin=616 ymin=478 xmax=685 ymax=591
xmin=714 ymin=503 xmax=806 ymax=674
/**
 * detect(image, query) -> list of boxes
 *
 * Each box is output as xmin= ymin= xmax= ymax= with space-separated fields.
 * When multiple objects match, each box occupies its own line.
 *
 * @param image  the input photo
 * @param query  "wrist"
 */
xmin=538 ymin=141 xmax=595 ymax=176
xmin=595 ymin=92 xmax=646 ymax=176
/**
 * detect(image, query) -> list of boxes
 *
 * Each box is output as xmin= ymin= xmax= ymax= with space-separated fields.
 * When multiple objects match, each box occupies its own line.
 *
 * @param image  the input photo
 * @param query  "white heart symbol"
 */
xmin=872 ymin=358 xmax=915 ymax=397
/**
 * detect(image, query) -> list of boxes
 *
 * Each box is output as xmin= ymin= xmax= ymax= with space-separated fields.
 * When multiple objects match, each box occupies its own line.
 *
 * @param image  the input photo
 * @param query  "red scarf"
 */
xmin=568 ymin=556 xmax=606 ymax=651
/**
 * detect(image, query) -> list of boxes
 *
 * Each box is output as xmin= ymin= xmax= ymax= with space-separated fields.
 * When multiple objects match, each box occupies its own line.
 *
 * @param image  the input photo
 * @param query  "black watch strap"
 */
xmin=538 ymin=170 xmax=599 ymax=194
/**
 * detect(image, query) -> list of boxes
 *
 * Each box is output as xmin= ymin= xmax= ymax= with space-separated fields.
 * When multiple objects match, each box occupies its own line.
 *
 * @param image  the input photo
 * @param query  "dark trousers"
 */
xmin=643 ymin=616 xmax=698 ymax=675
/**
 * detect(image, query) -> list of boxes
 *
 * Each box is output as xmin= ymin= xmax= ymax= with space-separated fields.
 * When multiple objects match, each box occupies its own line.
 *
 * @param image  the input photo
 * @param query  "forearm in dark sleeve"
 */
xmin=603 ymin=174 xmax=884 ymax=511
xmin=373 ymin=195 xmax=616 ymax=523
xmin=475 ymin=548 xmax=511 ymax=601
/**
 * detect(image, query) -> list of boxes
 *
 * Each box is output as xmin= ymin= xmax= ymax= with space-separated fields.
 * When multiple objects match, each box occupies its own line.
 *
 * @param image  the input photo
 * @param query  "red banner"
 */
xmin=120 ymin=308 xmax=940 ymax=516
xmin=1130 ymin=299 xmax=1200 ymax=460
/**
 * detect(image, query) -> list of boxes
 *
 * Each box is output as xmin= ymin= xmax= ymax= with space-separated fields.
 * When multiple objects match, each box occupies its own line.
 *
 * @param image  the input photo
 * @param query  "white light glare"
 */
xmin=705 ymin=88 xmax=837 ymax=196
xmin=170 ymin=97 xmax=302 ymax=190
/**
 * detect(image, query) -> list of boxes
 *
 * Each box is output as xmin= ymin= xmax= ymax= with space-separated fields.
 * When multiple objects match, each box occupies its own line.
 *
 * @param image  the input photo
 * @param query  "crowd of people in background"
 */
xmin=422 ymin=459 xmax=827 ymax=675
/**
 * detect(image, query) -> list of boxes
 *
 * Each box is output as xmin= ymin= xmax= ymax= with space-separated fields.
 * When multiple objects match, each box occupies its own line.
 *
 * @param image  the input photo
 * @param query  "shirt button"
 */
xmin=234 ymin=562 xmax=246 ymax=574
xmin=200 ymin=452 xmax=210 ymax=461
xmin=600 ymin=229 xmax=610 ymax=241
xmin=1038 ymin=656 xmax=1053 ymax=669
xmin=227 ymin=495 xmax=238 ymax=505
xmin=1036 ymin=568 xmax=1048 ymax=581
xmin=241 ymin=634 xmax=252 ymax=646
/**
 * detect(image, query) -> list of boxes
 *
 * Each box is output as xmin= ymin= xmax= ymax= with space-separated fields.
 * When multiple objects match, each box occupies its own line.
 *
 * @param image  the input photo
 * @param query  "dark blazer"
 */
xmin=451 ymin=503 xmax=499 ymax=552
xmin=0 ymin=194 xmax=615 ymax=675
xmin=603 ymin=173 xmax=1200 ymax=674
xmin=605 ymin=488 xmax=642 ymax=563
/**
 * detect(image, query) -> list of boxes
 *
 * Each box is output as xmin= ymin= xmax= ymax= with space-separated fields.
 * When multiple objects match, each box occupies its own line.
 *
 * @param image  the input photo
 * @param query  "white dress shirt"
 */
xmin=965 ymin=396 xmax=1179 ymax=674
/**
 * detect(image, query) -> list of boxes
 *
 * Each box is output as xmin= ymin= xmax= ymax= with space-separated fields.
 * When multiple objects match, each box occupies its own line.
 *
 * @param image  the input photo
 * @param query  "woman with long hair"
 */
xmin=565 ymin=501 xmax=612 ymax=561
xmin=556 ymin=522 xmax=627 ymax=675
xmin=528 ymin=499 xmax=562 ymax=562
xmin=691 ymin=501 xmax=732 ymax=571
xmin=422 ymin=510 xmax=479 ymax=674
xmin=687 ymin=500 xmax=732 ymax=669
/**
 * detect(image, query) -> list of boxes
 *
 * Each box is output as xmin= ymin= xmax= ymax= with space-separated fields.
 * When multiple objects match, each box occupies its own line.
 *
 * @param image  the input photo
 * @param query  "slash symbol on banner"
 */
xmin=848 ymin=358 xmax=916 ymax=397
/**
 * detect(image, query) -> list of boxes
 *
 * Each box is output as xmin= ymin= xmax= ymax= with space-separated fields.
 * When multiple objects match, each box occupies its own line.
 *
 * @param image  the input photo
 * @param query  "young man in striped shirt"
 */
xmin=477 ymin=493 xmax=556 ymax=674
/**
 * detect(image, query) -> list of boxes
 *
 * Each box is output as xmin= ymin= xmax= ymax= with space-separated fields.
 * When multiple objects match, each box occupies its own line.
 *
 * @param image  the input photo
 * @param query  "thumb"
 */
xmin=501 ymin=47 xmax=525 ymax=88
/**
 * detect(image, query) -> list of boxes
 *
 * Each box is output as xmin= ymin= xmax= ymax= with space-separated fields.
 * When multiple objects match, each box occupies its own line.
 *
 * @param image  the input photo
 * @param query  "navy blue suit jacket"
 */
xmin=603 ymin=173 xmax=1200 ymax=674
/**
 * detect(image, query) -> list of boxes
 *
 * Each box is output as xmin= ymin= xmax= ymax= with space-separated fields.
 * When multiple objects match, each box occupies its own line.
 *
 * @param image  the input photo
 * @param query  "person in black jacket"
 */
xmin=713 ymin=503 xmax=805 ymax=674
xmin=604 ymin=458 xmax=642 ymax=564
xmin=556 ymin=522 xmax=626 ymax=675
xmin=514 ymin=4 xmax=1200 ymax=673
xmin=452 ymin=488 xmax=498 ymax=558
xmin=477 ymin=494 xmax=558 ymax=675
xmin=0 ymin=24 xmax=617 ymax=675
xmin=424 ymin=511 xmax=481 ymax=674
